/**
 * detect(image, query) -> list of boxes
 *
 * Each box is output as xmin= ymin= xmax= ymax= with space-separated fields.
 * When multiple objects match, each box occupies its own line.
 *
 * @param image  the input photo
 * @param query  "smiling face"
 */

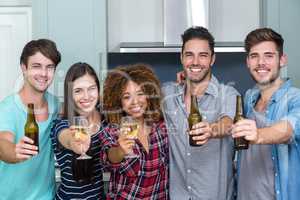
xmin=247 ymin=41 xmax=286 ymax=87
xmin=72 ymin=74 xmax=99 ymax=115
xmin=121 ymin=81 xmax=148 ymax=120
xmin=21 ymin=52 xmax=56 ymax=93
xmin=181 ymin=38 xmax=215 ymax=83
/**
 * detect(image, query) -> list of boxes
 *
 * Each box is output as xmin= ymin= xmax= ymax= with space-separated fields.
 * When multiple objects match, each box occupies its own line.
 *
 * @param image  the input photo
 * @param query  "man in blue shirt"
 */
xmin=232 ymin=28 xmax=300 ymax=200
xmin=0 ymin=39 xmax=61 ymax=199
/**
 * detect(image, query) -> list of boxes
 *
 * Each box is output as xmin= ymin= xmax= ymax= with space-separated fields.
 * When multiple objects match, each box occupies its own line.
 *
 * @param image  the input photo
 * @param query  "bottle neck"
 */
xmin=27 ymin=104 xmax=36 ymax=121
xmin=236 ymin=96 xmax=244 ymax=117
xmin=190 ymin=95 xmax=199 ymax=114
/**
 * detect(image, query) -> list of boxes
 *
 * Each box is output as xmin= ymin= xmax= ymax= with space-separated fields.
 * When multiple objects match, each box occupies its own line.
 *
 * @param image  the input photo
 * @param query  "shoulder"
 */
xmin=218 ymin=82 xmax=239 ymax=96
xmin=210 ymin=75 xmax=239 ymax=96
xmin=285 ymin=86 xmax=300 ymax=106
xmin=51 ymin=118 xmax=70 ymax=136
xmin=45 ymin=92 xmax=60 ymax=114
xmin=153 ymin=120 xmax=167 ymax=135
xmin=0 ymin=94 xmax=19 ymax=112
xmin=162 ymin=81 xmax=180 ymax=95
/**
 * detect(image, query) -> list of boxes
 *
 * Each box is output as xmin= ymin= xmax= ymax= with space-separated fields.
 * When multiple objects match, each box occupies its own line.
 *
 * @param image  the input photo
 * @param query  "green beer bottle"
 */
xmin=24 ymin=103 xmax=39 ymax=152
xmin=234 ymin=95 xmax=249 ymax=150
xmin=188 ymin=95 xmax=202 ymax=146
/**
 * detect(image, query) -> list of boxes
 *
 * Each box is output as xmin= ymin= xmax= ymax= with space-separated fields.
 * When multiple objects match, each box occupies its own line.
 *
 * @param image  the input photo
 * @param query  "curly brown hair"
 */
xmin=103 ymin=63 xmax=163 ymax=126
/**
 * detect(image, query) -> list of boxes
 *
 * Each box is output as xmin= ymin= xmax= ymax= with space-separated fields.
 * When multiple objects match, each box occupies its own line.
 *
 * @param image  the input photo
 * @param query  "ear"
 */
xmin=210 ymin=54 xmax=216 ymax=66
xmin=279 ymin=53 xmax=287 ymax=68
xmin=21 ymin=63 xmax=27 ymax=73
xmin=246 ymin=55 xmax=251 ymax=69
xmin=180 ymin=52 xmax=183 ymax=65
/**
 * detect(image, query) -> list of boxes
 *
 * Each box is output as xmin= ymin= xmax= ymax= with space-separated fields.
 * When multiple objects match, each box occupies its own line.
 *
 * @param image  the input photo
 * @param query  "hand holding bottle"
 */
xmin=15 ymin=136 xmax=38 ymax=161
xmin=232 ymin=119 xmax=258 ymax=143
xmin=189 ymin=121 xmax=212 ymax=145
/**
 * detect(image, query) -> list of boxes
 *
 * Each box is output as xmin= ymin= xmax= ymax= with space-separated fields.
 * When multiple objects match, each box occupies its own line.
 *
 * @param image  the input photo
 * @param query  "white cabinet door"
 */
xmin=0 ymin=7 xmax=32 ymax=101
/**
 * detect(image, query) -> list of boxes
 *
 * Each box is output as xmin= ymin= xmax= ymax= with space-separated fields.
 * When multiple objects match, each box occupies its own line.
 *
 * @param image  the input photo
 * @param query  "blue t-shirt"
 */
xmin=0 ymin=92 xmax=59 ymax=200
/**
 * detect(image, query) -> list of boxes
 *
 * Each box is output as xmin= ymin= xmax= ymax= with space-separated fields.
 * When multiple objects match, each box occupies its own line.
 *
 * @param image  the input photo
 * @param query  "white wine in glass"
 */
xmin=121 ymin=116 xmax=139 ymax=158
xmin=73 ymin=116 xmax=91 ymax=160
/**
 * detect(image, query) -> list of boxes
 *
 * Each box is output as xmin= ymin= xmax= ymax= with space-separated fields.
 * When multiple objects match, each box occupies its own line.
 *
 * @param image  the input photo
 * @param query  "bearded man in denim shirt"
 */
xmin=232 ymin=28 xmax=300 ymax=200
xmin=162 ymin=26 xmax=239 ymax=200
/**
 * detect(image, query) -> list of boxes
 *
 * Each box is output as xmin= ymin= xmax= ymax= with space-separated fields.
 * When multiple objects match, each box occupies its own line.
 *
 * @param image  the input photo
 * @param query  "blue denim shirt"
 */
xmin=238 ymin=79 xmax=300 ymax=200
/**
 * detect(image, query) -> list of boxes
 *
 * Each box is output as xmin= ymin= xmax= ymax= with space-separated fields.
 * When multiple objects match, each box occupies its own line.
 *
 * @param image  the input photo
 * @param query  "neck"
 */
xmin=86 ymin=110 xmax=100 ymax=123
xmin=186 ymin=74 xmax=210 ymax=97
xmin=258 ymin=77 xmax=283 ymax=102
xmin=19 ymin=85 xmax=46 ymax=109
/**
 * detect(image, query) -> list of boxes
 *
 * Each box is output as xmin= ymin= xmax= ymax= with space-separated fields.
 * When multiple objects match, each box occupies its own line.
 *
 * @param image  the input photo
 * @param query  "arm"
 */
xmin=211 ymin=116 xmax=233 ymax=138
xmin=0 ymin=131 xmax=38 ymax=163
xmin=232 ymin=119 xmax=292 ymax=144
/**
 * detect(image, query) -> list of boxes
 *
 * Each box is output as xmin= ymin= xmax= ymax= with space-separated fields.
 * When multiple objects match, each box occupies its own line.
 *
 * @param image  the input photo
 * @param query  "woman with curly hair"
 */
xmin=100 ymin=63 xmax=169 ymax=200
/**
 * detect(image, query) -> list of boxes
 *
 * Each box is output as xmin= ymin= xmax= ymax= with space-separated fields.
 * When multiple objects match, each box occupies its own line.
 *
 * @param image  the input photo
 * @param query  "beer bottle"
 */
xmin=188 ymin=95 xmax=202 ymax=146
xmin=234 ymin=95 xmax=249 ymax=150
xmin=24 ymin=103 xmax=39 ymax=152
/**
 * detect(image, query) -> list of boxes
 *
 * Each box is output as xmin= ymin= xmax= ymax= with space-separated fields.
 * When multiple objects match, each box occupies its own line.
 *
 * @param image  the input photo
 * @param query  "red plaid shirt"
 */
xmin=100 ymin=120 xmax=169 ymax=200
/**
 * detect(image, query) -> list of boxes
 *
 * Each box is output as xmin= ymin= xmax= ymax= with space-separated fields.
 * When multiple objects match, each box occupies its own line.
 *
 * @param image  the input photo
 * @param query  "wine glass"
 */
xmin=120 ymin=116 xmax=139 ymax=158
xmin=73 ymin=116 xmax=91 ymax=160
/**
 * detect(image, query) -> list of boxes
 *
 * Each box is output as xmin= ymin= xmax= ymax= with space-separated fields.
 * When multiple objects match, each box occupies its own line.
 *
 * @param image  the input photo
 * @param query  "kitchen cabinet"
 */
xmin=32 ymin=0 xmax=107 ymax=98
xmin=209 ymin=0 xmax=263 ymax=42
xmin=108 ymin=0 xmax=263 ymax=52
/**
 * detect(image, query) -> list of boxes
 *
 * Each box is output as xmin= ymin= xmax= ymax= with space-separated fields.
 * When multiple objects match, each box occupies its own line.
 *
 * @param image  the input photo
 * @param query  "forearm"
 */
xmin=254 ymin=120 xmax=293 ymax=144
xmin=108 ymin=146 xmax=125 ymax=164
xmin=0 ymin=139 xmax=18 ymax=163
xmin=211 ymin=116 xmax=233 ymax=138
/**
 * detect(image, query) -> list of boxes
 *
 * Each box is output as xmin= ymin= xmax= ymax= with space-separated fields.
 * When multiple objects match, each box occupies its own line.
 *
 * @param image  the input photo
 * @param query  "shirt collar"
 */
xmin=249 ymin=78 xmax=292 ymax=105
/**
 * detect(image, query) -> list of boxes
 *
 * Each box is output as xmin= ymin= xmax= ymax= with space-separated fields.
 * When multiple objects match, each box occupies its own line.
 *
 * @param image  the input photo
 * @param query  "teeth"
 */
xmin=257 ymin=69 xmax=269 ymax=73
xmin=131 ymin=106 xmax=141 ymax=112
xmin=37 ymin=79 xmax=47 ymax=83
xmin=81 ymin=102 xmax=90 ymax=106
xmin=190 ymin=68 xmax=201 ymax=72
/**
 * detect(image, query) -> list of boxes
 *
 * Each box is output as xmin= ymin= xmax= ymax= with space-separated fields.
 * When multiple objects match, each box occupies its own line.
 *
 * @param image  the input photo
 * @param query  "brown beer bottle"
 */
xmin=188 ymin=95 xmax=202 ymax=146
xmin=24 ymin=103 xmax=39 ymax=152
xmin=234 ymin=95 xmax=249 ymax=150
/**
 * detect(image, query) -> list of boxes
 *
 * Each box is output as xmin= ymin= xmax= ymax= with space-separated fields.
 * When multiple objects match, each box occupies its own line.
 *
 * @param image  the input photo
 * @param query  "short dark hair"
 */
xmin=20 ymin=39 xmax=61 ymax=67
xmin=181 ymin=26 xmax=215 ymax=55
xmin=62 ymin=62 xmax=100 ymax=120
xmin=245 ymin=28 xmax=284 ymax=56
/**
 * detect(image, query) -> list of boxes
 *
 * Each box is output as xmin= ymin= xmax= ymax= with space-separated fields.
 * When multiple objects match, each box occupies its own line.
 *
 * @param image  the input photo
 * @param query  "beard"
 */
xmin=251 ymin=66 xmax=280 ymax=87
xmin=184 ymin=66 xmax=210 ymax=83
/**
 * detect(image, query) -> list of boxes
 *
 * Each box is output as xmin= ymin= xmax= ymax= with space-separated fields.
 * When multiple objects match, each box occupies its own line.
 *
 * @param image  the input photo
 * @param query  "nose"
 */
xmin=258 ymin=55 xmax=266 ymax=66
xmin=192 ymin=56 xmax=200 ymax=65
xmin=130 ymin=94 xmax=139 ymax=105
xmin=40 ymin=67 xmax=48 ymax=77
xmin=83 ymin=90 xmax=89 ymax=100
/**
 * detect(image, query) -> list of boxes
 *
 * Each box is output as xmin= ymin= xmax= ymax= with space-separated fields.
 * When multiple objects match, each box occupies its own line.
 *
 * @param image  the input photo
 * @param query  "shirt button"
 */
xmin=275 ymin=173 xmax=278 ymax=177
xmin=272 ymin=156 xmax=275 ymax=160
xmin=187 ymin=169 xmax=191 ymax=173
xmin=188 ymin=186 xmax=192 ymax=190
xmin=276 ymin=190 xmax=280 ymax=194
xmin=187 ymin=152 xmax=191 ymax=156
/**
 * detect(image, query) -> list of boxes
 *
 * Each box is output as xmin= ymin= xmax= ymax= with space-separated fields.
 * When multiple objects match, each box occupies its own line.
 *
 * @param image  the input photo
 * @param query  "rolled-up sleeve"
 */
xmin=219 ymin=85 xmax=240 ymax=120
xmin=280 ymin=95 xmax=300 ymax=141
